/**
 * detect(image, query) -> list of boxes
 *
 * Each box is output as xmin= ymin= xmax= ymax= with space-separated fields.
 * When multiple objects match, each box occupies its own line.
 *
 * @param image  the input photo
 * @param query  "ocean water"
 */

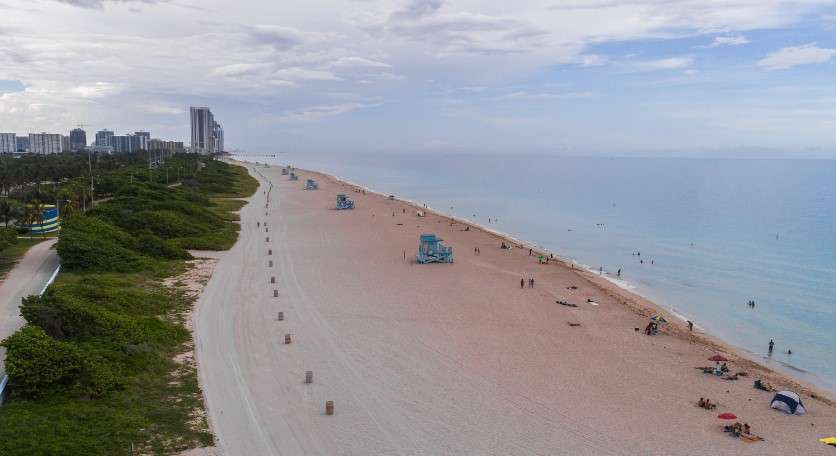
xmin=245 ymin=152 xmax=836 ymax=393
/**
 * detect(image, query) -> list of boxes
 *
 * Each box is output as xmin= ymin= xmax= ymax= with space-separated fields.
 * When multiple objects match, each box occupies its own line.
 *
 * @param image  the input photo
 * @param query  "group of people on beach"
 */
xmin=724 ymin=422 xmax=752 ymax=438
xmin=521 ymin=278 xmax=535 ymax=289
xmin=697 ymin=397 xmax=717 ymax=410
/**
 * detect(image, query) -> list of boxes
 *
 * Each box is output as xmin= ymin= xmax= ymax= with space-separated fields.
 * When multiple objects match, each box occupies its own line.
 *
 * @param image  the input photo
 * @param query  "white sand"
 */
xmin=194 ymin=163 xmax=836 ymax=456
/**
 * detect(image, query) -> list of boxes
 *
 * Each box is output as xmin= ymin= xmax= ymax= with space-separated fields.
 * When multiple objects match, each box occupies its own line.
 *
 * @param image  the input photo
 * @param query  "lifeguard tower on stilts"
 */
xmin=417 ymin=234 xmax=453 ymax=263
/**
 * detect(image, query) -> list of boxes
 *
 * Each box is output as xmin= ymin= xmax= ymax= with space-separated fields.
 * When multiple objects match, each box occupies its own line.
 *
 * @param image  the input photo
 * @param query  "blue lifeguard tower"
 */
xmin=336 ymin=193 xmax=354 ymax=209
xmin=289 ymin=172 xmax=298 ymax=181
xmin=305 ymin=179 xmax=318 ymax=190
xmin=417 ymin=234 xmax=453 ymax=264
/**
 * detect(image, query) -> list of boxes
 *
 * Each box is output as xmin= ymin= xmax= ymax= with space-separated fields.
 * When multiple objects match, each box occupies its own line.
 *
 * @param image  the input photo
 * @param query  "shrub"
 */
xmin=56 ymin=217 xmax=146 ymax=272
xmin=1 ymin=326 xmax=84 ymax=398
xmin=0 ymin=227 xmax=18 ymax=251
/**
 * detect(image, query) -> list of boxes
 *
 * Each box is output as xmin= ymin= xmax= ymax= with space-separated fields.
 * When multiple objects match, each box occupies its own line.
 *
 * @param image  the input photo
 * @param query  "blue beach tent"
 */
xmin=770 ymin=390 xmax=807 ymax=415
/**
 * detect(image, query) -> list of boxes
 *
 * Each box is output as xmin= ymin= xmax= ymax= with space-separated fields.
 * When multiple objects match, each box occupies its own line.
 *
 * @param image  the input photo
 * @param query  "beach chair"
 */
xmin=336 ymin=193 xmax=354 ymax=210
xmin=417 ymin=234 xmax=453 ymax=264
xmin=305 ymin=179 xmax=318 ymax=190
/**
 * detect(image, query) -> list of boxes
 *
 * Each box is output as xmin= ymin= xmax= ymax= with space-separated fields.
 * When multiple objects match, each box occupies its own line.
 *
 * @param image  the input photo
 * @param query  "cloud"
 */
xmin=138 ymin=103 xmax=183 ymax=115
xmin=382 ymin=1 xmax=549 ymax=56
xmin=331 ymin=57 xmax=392 ymax=68
xmin=67 ymin=81 xmax=125 ymax=99
xmin=495 ymin=91 xmax=598 ymax=101
xmin=271 ymin=103 xmax=373 ymax=123
xmin=212 ymin=63 xmax=273 ymax=77
xmin=246 ymin=25 xmax=308 ymax=51
xmin=758 ymin=43 xmax=836 ymax=70
xmin=273 ymin=67 xmax=342 ymax=81
xmin=389 ymin=0 xmax=444 ymax=21
xmin=578 ymin=54 xmax=608 ymax=66
xmin=52 ymin=0 xmax=160 ymax=8
xmin=696 ymin=35 xmax=751 ymax=48
xmin=627 ymin=56 xmax=694 ymax=71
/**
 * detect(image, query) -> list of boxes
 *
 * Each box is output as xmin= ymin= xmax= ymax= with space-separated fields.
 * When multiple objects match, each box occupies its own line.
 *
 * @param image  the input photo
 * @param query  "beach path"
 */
xmin=194 ymin=164 xmax=836 ymax=456
xmin=0 ymin=238 xmax=59 ymax=374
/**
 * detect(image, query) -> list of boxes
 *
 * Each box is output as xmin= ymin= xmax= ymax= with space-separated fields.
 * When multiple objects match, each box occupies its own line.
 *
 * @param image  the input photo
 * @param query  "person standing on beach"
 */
xmin=687 ymin=320 xmax=694 ymax=331
xmin=768 ymin=339 xmax=775 ymax=355
xmin=617 ymin=268 xmax=622 ymax=278
xmin=529 ymin=248 xmax=532 ymax=256
xmin=521 ymin=278 xmax=525 ymax=289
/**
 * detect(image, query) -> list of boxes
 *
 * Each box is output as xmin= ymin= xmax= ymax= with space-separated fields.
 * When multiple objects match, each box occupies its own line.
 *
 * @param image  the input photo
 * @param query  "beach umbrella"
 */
xmin=650 ymin=315 xmax=668 ymax=323
xmin=717 ymin=413 xmax=737 ymax=420
xmin=819 ymin=437 xmax=836 ymax=446
xmin=708 ymin=355 xmax=729 ymax=362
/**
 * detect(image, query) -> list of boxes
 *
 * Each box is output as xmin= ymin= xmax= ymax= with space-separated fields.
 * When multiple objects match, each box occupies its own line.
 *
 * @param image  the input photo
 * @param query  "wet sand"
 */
xmin=194 ymin=161 xmax=836 ymax=455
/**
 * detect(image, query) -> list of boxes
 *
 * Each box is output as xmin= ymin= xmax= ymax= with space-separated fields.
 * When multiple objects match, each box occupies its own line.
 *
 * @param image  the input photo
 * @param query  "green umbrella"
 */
xmin=650 ymin=315 xmax=668 ymax=324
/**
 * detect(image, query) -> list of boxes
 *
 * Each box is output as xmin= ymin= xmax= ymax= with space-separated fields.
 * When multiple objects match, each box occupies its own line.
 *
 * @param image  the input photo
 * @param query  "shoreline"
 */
xmin=201 ymin=158 xmax=836 ymax=454
xmin=253 ymin=160 xmax=834 ymax=405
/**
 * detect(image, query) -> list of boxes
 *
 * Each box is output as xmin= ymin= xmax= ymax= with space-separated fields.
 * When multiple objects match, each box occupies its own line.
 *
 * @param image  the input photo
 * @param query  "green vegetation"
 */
xmin=0 ymin=229 xmax=45 ymax=279
xmin=0 ymin=155 xmax=258 ymax=455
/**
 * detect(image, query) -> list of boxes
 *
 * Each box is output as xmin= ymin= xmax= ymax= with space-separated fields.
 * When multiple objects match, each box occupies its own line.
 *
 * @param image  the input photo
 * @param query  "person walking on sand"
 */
xmin=529 ymin=248 xmax=532 ymax=256
xmin=687 ymin=320 xmax=694 ymax=331
xmin=521 ymin=278 xmax=525 ymax=289
xmin=768 ymin=339 xmax=775 ymax=355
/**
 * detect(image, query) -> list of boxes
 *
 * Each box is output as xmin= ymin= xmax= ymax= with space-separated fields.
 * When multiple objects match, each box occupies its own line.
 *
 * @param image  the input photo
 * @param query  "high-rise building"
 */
xmin=0 ymin=133 xmax=15 ymax=153
xmin=95 ymin=129 xmax=114 ymax=147
xmin=29 ymin=133 xmax=62 ymax=154
xmin=134 ymin=131 xmax=151 ymax=151
xmin=212 ymin=122 xmax=224 ymax=153
xmin=16 ymin=136 xmax=29 ymax=152
xmin=111 ymin=135 xmax=132 ymax=153
xmin=69 ymin=128 xmax=87 ymax=151
xmin=149 ymin=139 xmax=185 ymax=156
xmin=191 ymin=107 xmax=224 ymax=154
xmin=61 ymin=135 xmax=71 ymax=152
xmin=110 ymin=134 xmax=146 ymax=153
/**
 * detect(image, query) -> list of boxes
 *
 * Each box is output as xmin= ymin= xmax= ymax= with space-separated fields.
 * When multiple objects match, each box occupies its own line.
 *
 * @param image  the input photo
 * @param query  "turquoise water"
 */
xmin=246 ymin=152 xmax=836 ymax=393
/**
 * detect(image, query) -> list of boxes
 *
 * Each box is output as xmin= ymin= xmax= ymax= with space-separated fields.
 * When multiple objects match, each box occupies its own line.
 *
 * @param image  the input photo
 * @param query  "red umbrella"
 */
xmin=717 ymin=413 xmax=737 ymax=420
xmin=709 ymin=355 xmax=729 ymax=362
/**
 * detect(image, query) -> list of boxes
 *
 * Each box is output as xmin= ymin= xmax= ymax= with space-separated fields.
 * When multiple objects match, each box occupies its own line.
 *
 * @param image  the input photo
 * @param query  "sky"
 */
xmin=1 ymin=0 xmax=836 ymax=157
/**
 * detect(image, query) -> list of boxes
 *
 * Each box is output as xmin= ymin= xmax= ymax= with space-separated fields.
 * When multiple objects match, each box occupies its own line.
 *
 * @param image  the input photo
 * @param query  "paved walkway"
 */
xmin=0 ymin=239 xmax=60 ymax=373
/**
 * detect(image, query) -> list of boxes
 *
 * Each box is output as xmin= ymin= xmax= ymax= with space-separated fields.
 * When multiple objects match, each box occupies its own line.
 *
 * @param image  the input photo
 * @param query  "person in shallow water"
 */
xmin=768 ymin=339 xmax=775 ymax=354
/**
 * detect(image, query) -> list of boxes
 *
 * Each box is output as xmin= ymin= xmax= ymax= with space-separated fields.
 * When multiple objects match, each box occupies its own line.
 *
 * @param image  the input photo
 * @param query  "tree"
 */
xmin=0 ymin=199 xmax=18 ymax=226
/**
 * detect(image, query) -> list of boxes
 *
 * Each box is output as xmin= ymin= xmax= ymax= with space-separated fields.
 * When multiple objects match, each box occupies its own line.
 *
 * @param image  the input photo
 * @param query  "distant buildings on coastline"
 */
xmin=0 ymin=109 xmax=220 ymax=155
xmin=190 ymin=106 xmax=224 ymax=155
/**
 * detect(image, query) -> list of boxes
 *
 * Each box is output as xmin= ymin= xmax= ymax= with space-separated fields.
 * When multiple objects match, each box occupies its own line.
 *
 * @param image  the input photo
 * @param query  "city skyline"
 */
xmin=2 ymin=1 xmax=836 ymax=157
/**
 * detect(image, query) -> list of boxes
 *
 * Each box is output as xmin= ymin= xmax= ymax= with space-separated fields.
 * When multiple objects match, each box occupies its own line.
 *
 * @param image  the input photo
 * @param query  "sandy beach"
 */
xmin=194 ymin=161 xmax=836 ymax=455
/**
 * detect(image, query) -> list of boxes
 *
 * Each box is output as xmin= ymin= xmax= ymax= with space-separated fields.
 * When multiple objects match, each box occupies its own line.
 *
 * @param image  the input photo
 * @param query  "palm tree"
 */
xmin=0 ymin=199 xmax=15 ymax=226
